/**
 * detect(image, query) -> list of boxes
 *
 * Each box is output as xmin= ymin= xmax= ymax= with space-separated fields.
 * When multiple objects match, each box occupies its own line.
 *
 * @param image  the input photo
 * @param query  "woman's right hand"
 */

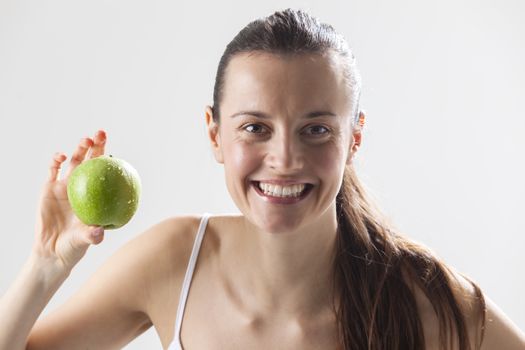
xmin=32 ymin=130 xmax=108 ymax=273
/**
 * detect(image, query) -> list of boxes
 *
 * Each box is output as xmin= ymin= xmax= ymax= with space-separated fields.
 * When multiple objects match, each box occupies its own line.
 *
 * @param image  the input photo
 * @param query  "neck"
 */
xmin=223 ymin=205 xmax=339 ymax=324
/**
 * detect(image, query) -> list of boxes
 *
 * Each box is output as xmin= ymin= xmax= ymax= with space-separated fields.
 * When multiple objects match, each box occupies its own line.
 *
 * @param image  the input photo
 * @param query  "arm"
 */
xmin=25 ymin=222 xmax=160 ymax=349
xmin=0 ymin=255 xmax=70 ymax=349
xmin=0 ymin=131 xmax=107 ymax=349
xmin=0 ymin=237 xmax=153 ymax=350
xmin=0 ymin=129 xmax=156 ymax=349
xmin=25 ymin=215 xmax=194 ymax=349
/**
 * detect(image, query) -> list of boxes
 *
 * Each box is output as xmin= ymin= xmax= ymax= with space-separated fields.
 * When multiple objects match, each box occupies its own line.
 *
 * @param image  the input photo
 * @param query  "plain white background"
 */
xmin=1 ymin=0 xmax=523 ymax=348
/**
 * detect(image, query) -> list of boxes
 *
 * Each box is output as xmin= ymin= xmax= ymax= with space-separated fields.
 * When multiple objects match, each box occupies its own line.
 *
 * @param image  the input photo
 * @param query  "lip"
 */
xmin=252 ymin=179 xmax=313 ymax=186
xmin=251 ymin=181 xmax=314 ymax=205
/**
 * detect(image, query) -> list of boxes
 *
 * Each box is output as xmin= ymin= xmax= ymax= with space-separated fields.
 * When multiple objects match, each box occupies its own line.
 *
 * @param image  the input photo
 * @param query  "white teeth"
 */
xmin=257 ymin=182 xmax=307 ymax=198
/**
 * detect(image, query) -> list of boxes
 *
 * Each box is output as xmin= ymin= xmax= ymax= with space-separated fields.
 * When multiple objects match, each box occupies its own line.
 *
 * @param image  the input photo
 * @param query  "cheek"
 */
xmin=223 ymin=141 xmax=262 ymax=179
xmin=313 ymin=139 xmax=345 ymax=165
xmin=311 ymin=143 xmax=347 ymax=182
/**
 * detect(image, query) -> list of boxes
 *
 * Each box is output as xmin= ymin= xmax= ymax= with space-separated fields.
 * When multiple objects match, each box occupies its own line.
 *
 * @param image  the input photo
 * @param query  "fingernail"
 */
xmin=91 ymin=227 xmax=104 ymax=238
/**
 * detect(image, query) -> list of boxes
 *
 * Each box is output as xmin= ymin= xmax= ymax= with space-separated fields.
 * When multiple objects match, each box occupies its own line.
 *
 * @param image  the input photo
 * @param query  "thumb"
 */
xmin=88 ymin=226 xmax=105 ymax=245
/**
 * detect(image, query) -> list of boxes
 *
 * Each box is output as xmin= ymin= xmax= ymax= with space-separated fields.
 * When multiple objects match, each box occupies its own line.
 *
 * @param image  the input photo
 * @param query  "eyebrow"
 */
xmin=229 ymin=110 xmax=337 ymax=119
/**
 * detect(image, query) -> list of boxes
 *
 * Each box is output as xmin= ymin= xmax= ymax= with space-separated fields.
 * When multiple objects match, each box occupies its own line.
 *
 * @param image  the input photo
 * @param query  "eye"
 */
xmin=241 ymin=123 xmax=331 ymax=137
xmin=242 ymin=123 xmax=268 ymax=135
xmin=304 ymin=125 xmax=330 ymax=136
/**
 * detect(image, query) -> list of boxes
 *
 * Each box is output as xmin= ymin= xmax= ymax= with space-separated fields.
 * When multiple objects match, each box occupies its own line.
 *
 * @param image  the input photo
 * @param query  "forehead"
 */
xmin=221 ymin=51 xmax=353 ymax=118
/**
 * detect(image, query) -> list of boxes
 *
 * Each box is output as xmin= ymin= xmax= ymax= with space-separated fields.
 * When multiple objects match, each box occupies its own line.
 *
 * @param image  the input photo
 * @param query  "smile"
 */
xmin=251 ymin=181 xmax=314 ymax=204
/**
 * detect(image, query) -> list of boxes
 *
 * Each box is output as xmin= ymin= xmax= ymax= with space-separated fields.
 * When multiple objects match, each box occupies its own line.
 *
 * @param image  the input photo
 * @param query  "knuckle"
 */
xmin=51 ymin=155 xmax=64 ymax=166
xmin=70 ymin=153 xmax=84 ymax=163
xmin=77 ymin=140 xmax=91 ymax=150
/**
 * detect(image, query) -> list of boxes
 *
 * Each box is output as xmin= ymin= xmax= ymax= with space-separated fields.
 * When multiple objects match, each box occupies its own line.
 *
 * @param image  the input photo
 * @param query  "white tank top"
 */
xmin=167 ymin=213 xmax=211 ymax=350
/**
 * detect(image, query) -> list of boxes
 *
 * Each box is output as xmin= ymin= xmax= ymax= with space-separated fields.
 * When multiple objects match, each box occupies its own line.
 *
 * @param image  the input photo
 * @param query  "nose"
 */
xmin=266 ymin=132 xmax=305 ymax=172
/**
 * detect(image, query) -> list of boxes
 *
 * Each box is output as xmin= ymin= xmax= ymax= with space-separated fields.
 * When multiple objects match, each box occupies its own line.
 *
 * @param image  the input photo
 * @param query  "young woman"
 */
xmin=1 ymin=8 xmax=524 ymax=350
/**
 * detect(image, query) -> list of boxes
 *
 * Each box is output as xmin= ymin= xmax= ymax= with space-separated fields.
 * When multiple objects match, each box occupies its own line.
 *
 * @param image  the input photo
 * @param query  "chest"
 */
xmin=146 ymin=216 xmax=442 ymax=349
xmin=149 ymin=261 xmax=338 ymax=350
xmin=151 ymin=278 xmax=443 ymax=350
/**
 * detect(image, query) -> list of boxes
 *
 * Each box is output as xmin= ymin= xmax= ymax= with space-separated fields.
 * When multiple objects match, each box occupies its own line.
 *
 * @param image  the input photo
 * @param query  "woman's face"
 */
xmin=206 ymin=51 xmax=362 ymax=233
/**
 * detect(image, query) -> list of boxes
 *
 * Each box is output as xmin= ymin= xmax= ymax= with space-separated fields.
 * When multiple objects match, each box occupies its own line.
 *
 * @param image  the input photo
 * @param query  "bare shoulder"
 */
xmin=146 ymin=213 xmax=239 ymax=347
xmin=138 ymin=214 xmax=206 ymax=298
xmin=411 ymin=264 xmax=525 ymax=350
xmin=447 ymin=269 xmax=525 ymax=350
xmin=136 ymin=214 xmax=203 ymax=258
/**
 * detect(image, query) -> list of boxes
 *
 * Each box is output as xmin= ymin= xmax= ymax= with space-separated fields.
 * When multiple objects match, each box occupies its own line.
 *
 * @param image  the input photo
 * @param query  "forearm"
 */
xmin=0 ymin=254 xmax=70 ymax=350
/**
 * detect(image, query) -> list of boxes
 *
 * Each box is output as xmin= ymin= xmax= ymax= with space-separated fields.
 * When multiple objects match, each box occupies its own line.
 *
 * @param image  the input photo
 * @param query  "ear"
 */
xmin=346 ymin=110 xmax=365 ymax=165
xmin=205 ymin=105 xmax=224 ymax=164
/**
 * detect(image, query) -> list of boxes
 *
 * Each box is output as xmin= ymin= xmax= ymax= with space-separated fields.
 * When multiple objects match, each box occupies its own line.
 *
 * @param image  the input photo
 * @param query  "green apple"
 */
xmin=67 ymin=155 xmax=141 ymax=230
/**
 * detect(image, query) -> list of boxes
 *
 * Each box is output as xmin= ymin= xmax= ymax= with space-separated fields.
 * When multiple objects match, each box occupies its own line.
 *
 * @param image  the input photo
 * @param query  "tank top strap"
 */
xmin=168 ymin=212 xmax=211 ymax=350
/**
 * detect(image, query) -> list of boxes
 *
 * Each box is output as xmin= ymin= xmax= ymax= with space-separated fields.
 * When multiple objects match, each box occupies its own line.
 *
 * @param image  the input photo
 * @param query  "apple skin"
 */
xmin=67 ymin=155 xmax=141 ymax=230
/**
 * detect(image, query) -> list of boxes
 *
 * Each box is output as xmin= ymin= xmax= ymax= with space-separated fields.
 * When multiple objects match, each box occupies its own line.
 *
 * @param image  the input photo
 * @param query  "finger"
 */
xmin=78 ymin=226 xmax=105 ymax=246
xmin=69 ymin=225 xmax=105 ymax=252
xmin=89 ymin=226 xmax=105 ymax=245
xmin=64 ymin=137 xmax=94 ymax=178
xmin=88 ymin=130 xmax=107 ymax=159
xmin=48 ymin=152 xmax=67 ymax=182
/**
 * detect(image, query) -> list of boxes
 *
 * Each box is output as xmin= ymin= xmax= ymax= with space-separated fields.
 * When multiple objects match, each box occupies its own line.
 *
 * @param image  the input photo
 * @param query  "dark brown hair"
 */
xmin=210 ymin=8 xmax=487 ymax=350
